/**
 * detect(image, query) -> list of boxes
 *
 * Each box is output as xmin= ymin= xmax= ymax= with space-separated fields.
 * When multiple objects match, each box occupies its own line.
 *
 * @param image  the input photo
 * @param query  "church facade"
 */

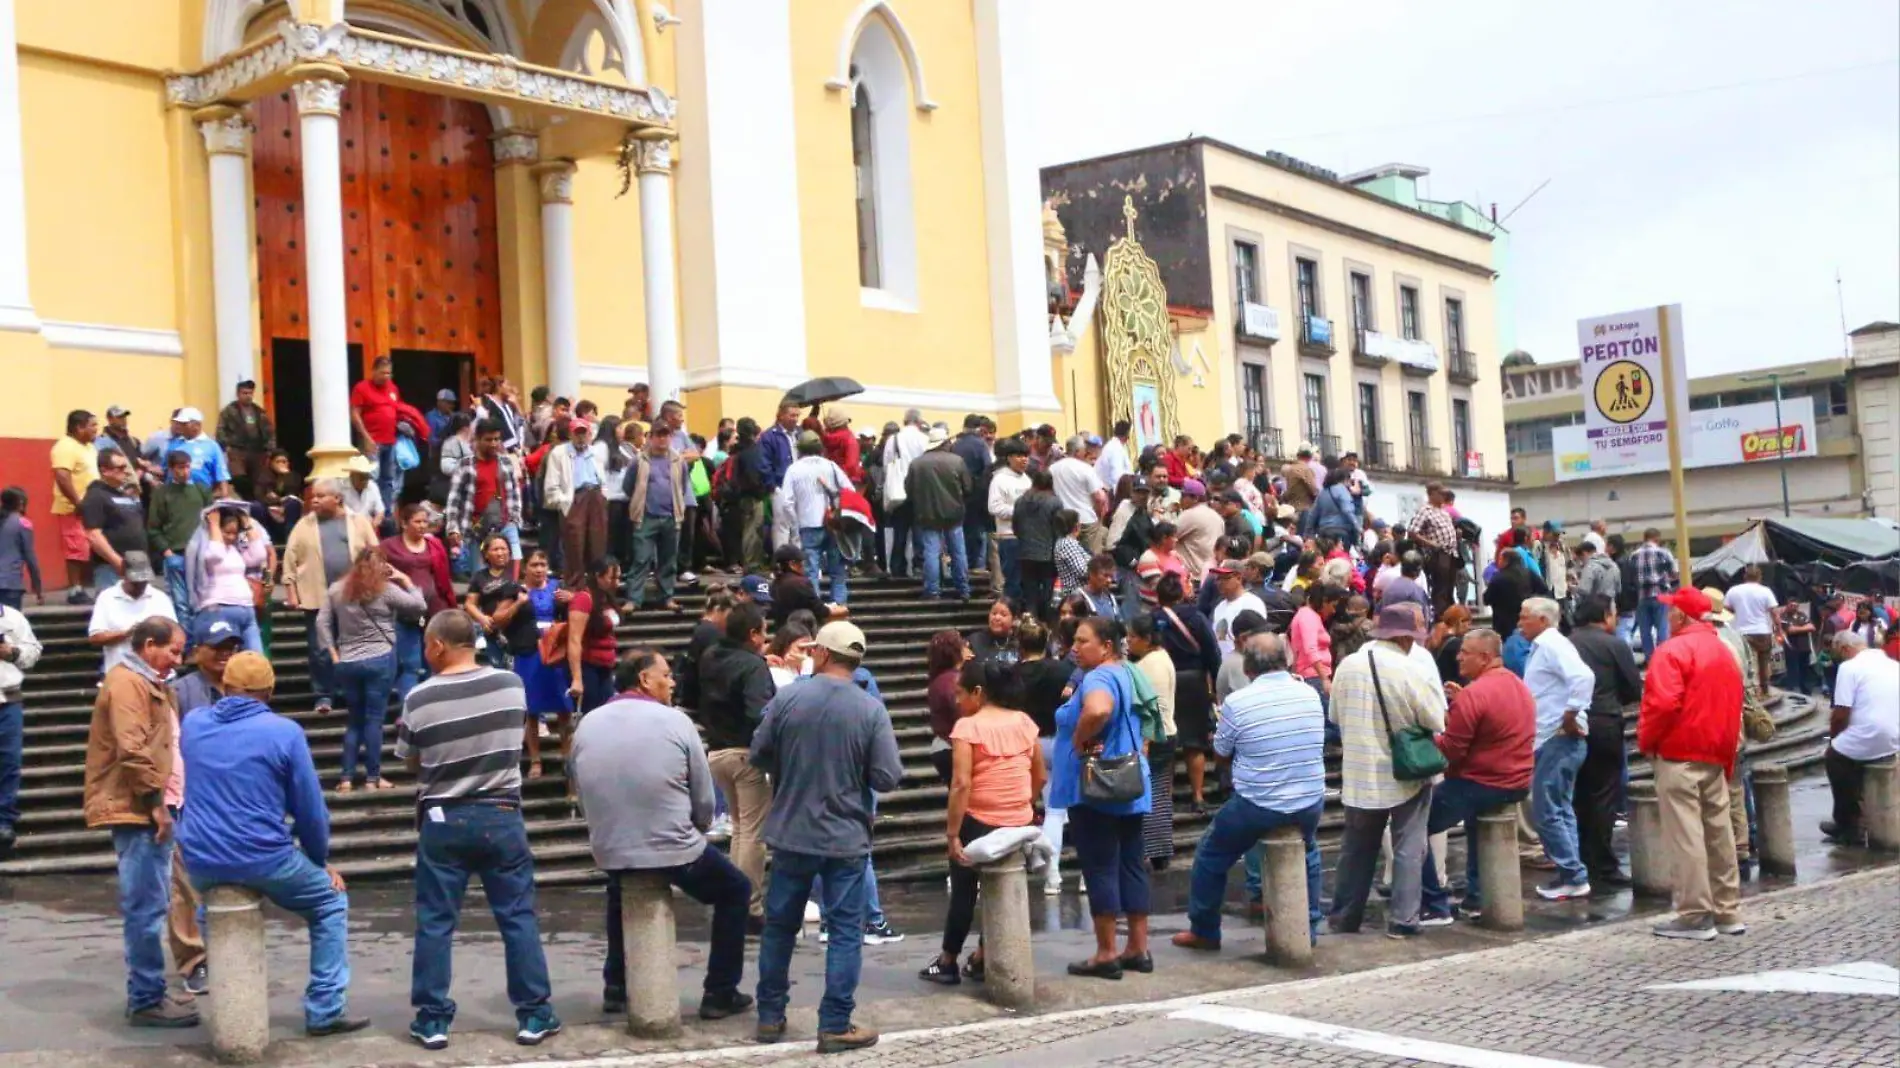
xmin=0 ymin=0 xmax=1061 ymax=478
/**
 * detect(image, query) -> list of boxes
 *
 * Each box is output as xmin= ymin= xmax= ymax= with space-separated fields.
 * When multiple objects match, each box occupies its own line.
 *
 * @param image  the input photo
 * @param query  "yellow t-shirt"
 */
xmin=49 ymin=435 xmax=98 ymax=515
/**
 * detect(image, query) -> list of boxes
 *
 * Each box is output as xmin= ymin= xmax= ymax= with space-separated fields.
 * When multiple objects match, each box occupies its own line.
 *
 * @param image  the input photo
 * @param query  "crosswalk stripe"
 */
xmin=1170 ymin=1005 xmax=1607 ymax=1068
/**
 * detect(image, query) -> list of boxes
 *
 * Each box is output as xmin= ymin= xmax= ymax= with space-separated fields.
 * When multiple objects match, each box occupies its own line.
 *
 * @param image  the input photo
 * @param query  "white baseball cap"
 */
xmin=175 ymin=407 xmax=205 ymax=422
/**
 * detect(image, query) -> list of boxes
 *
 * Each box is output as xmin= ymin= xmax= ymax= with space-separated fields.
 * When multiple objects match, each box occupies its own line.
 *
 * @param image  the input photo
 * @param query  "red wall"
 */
xmin=0 ymin=436 xmax=73 ymax=594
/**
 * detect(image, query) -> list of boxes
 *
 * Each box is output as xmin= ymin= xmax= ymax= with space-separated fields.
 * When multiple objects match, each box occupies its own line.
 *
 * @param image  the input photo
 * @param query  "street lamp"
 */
xmin=1737 ymin=369 xmax=1809 ymax=518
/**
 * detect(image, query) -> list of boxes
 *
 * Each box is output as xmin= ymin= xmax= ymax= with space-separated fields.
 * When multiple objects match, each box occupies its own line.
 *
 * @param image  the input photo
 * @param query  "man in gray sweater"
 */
xmin=749 ymin=621 xmax=903 ymax=1054
xmin=572 ymin=648 xmax=753 ymax=1022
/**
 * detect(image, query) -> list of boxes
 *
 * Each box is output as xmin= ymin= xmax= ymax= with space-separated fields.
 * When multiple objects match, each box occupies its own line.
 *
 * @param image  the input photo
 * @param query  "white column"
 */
xmin=535 ymin=160 xmax=580 ymax=402
xmin=197 ymin=107 xmax=257 ymax=405
xmin=291 ymin=68 xmax=354 ymax=469
xmin=0 ymin=0 xmax=40 ymax=332
xmin=635 ymin=135 xmax=680 ymax=405
xmin=974 ymin=0 xmax=1063 ymax=415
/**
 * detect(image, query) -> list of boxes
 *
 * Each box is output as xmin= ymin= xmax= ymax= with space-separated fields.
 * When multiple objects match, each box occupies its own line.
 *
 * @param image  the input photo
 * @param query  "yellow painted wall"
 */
xmin=569 ymin=155 xmax=649 ymax=373
xmin=788 ymin=0 xmax=998 ymax=395
xmin=16 ymin=0 xmax=189 ymax=73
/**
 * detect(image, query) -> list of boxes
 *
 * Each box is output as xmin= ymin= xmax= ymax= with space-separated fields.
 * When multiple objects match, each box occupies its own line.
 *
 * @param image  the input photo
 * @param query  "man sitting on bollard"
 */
xmin=750 ymin=621 xmax=903 ymax=1055
xmin=1171 ymin=631 xmax=1326 ymax=951
xmin=1640 ymin=587 xmax=1746 ymax=940
xmin=176 ymin=651 xmax=367 ymax=1037
xmin=1417 ymin=628 xmax=1535 ymax=925
xmin=572 ymin=646 xmax=754 ymax=1022
xmin=1821 ymin=631 xmax=1900 ymax=844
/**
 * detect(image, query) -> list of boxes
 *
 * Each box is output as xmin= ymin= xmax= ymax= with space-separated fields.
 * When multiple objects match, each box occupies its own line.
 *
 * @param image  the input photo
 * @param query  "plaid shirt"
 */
xmin=444 ymin=452 xmax=524 ymax=536
xmin=1629 ymin=542 xmax=1679 ymax=600
xmin=1406 ymin=504 xmax=1457 ymax=552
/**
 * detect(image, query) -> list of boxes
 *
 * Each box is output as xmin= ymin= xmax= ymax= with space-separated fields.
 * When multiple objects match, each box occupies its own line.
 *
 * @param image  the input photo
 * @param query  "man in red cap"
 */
xmin=1638 ymin=586 xmax=1745 ymax=941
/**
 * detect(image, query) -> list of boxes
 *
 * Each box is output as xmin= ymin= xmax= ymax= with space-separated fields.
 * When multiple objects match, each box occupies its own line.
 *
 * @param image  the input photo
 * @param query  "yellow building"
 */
xmin=0 ymin=0 xmax=1062 ymax=496
xmin=1043 ymin=138 xmax=1515 ymax=539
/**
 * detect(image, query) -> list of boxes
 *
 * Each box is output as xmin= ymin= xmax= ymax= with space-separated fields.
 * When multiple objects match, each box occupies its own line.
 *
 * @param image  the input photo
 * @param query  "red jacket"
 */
xmin=1163 ymin=449 xmax=1189 ymax=488
xmin=1638 ymin=620 xmax=1742 ymax=773
xmin=1436 ymin=666 xmax=1535 ymax=792
xmin=821 ymin=426 xmax=863 ymax=484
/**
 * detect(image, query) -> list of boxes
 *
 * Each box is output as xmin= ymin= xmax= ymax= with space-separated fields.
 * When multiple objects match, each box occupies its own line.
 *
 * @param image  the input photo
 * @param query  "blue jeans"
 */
xmin=1532 ymin=734 xmax=1589 ymax=885
xmin=412 ymin=803 xmax=551 ymax=1027
xmin=1188 ymin=795 xmax=1322 ymax=943
xmin=303 ymin=611 xmax=335 ymax=702
xmin=996 ymin=537 xmax=1022 ymax=601
xmin=813 ymin=796 xmax=885 ymax=928
xmin=1420 ymin=778 xmax=1527 ymax=915
xmin=393 ymin=619 xmax=426 ymax=701
xmin=375 ymin=443 xmax=402 ymax=517
xmin=199 ymin=603 xmax=262 ymax=653
xmin=918 ymin=525 xmax=970 ymax=599
xmin=334 ymin=652 xmax=397 ymax=783
xmin=603 ymin=848 xmax=752 ymax=1000
xmin=756 ymin=850 xmax=866 ymax=1034
xmin=163 ymin=555 xmax=195 ymax=646
xmin=799 ymin=526 xmax=848 ymax=605
xmin=963 ymin=528 xmax=988 ymax=576
xmin=0 ymin=700 xmax=20 ymax=831
xmin=1635 ymin=597 xmax=1671 ymax=657
xmin=193 ymin=852 xmax=351 ymax=1027
xmin=626 ymin=514 xmax=679 ymax=607
xmin=111 ymin=826 xmax=173 ymax=1012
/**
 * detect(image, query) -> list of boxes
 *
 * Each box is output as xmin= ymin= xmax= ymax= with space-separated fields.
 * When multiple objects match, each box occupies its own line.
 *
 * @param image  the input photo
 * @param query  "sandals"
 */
xmin=528 ymin=762 xmax=545 ymax=780
xmin=335 ymin=782 xmax=354 ymax=794
xmin=371 ymin=779 xmax=395 ymax=791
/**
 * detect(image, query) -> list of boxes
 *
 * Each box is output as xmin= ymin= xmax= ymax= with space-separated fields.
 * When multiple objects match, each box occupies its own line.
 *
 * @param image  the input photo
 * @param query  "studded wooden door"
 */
xmin=251 ymin=81 xmax=505 ymax=416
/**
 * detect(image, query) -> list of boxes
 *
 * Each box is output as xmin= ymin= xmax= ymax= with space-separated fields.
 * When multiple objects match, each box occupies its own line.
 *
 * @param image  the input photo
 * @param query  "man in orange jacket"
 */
xmin=1638 ymin=586 xmax=1745 ymax=941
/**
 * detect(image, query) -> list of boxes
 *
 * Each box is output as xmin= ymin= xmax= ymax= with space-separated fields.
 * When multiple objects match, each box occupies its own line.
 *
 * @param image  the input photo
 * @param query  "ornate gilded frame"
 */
xmin=1099 ymin=196 xmax=1178 ymax=452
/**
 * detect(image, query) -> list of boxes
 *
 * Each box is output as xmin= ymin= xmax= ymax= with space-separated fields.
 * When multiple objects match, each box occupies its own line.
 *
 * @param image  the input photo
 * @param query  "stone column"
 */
xmin=616 ymin=872 xmax=681 ymax=1038
xmin=1475 ymin=808 xmax=1524 ymax=931
xmin=1261 ymin=825 xmax=1313 ymax=966
xmin=203 ymin=885 xmax=269 ymax=1063
xmin=976 ymin=855 xmax=1035 ymax=1009
xmin=290 ymin=66 xmax=355 ymax=477
xmin=535 ymin=160 xmax=581 ymax=403
xmin=634 ymin=133 xmax=681 ymax=406
xmin=1751 ymin=763 xmax=1796 ymax=875
xmin=196 ymin=107 xmax=257 ymax=406
xmin=1865 ymin=756 xmax=1900 ymax=851
xmin=1628 ymin=782 xmax=1670 ymax=897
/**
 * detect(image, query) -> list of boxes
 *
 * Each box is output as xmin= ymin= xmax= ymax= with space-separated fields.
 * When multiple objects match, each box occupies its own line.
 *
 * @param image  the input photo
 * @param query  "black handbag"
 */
xmin=1370 ymin=650 xmax=1448 ymax=782
xmin=1080 ymin=668 xmax=1147 ymax=805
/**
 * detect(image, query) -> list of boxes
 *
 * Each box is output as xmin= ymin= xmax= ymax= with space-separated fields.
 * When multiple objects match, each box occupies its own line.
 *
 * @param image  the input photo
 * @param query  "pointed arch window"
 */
xmin=850 ymin=69 xmax=881 ymax=289
xmin=845 ymin=16 xmax=916 ymax=309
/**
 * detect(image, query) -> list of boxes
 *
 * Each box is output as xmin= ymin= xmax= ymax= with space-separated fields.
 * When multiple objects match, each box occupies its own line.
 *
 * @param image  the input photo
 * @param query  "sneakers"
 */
xmin=698 ymin=990 xmax=754 ymax=1020
xmin=409 ymin=1018 xmax=450 ymax=1049
xmin=306 ymin=1015 xmax=371 ymax=1038
xmin=1417 ymin=912 xmax=1456 ymax=928
xmin=1535 ymin=878 xmax=1591 ymax=901
xmin=1043 ymin=871 xmax=1063 ymax=896
xmin=1385 ymin=923 xmax=1421 ymax=940
xmin=1652 ymin=916 xmax=1717 ymax=941
xmin=602 ymin=988 xmax=627 ymax=1014
xmin=515 ymin=1008 xmax=562 ymax=1046
xmin=1454 ymin=901 xmax=1484 ymax=921
xmin=816 ymin=1025 xmax=880 ymax=1054
xmin=127 ymin=998 xmax=200 ymax=1028
xmin=183 ymin=964 xmax=209 ymax=996
xmin=1717 ymin=920 xmax=1748 ymax=936
xmin=803 ymin=900 xmax=822 ymax=924
xmin=918 ymin=957 xmax=961 ymax=985
xmin=863 ymin=921 xmax=905 ymax=945
xmin=756 ymin=1020 xmax=787 ymax=1044
xmin=65 ymin=588 xmax=93 ymax=606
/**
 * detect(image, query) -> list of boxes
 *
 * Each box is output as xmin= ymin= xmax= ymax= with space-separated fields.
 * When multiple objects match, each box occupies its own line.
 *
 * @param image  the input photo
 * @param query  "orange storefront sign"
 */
xmin=1740 ymin=424 xmax=1805 ymax=462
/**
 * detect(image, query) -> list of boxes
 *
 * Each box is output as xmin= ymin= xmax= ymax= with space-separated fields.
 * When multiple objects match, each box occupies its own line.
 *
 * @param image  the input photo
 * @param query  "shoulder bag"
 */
xmin=1080 ymin=669 xmax=1147 ymax=805
xmin=1369 ymin=650 xmax=1448 ymax=782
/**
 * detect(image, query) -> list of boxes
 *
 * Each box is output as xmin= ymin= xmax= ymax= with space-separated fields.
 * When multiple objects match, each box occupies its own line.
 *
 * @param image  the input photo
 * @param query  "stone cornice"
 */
xmin=165 ymin=20 xmax=676 ymax=131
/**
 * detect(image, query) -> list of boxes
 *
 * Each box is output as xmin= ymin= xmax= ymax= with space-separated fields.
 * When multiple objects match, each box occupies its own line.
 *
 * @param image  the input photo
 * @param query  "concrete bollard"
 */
xmin=977 ymin=856 xmax=1035 ymax=1010
xmin=203 ymin=885 xmax=269 ymax=1064
xmin=1628 ymin=783 xmax=1670 ymax=897
xmin=1475 ymin=808 xmax=1523 ymax=932
xmin=617 ymin=872 xmax=681 ymax=1039
xmin=1260 ymin=826 xmax=1312 ymax=967
xmin=1866 ymin=757 xmax=1900 ymax=852
xmin=1751 ymin=763 xmax=1796 ymax=875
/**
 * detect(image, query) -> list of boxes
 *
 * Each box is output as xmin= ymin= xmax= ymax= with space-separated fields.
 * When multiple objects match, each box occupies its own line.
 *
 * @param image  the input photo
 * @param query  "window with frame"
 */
xmin=1827 ymin=380 xmax=1849 ymax=416
xmin=1445 ymin=297 xmax=1465 ymax=354
xmin=1296 ymin=258 xmax=1320 ymax=318
xmin=1303 ymin=373 xmax=1328 ymax=441
xmin=1233 ymin=241 xmax=1259 ymax=307
xmin=1242 ymin=363 xmax=1267 ymax=440
xmin=1452 ymin=398 xmax=1472 ymax=467
xmin=1357 ymin=382 xmax=1380 ymax=449
xmin=1350 ymin=272 xmax=1372 ymax=331
xmin=1400 ymin=285 xmax=1421 ymax=340
xmin=1407 ymin=390 xmax=1428 ymax=455
xmin=849 ymin=69 xmax=881 ymax=289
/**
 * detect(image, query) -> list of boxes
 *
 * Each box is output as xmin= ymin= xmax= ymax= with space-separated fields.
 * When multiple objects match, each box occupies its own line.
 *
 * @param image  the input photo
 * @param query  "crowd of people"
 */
xmin=0 ymin=374 xmax=1896 ymax=1053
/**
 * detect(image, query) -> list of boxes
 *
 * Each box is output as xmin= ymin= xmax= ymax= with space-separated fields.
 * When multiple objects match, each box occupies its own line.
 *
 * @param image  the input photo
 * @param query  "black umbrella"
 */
xmin=780 ymin=376 xmax=864 ymax=409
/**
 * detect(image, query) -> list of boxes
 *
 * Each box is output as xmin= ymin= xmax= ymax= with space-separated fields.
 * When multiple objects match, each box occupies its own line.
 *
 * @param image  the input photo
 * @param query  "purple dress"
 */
xmin=512 ymin=580 xmax=575 ymax=717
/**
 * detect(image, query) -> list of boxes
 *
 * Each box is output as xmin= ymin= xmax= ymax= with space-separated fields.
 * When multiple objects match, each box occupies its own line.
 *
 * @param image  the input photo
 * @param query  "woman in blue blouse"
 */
xmin=1049 ymin=614 xmax=1154 ymax=979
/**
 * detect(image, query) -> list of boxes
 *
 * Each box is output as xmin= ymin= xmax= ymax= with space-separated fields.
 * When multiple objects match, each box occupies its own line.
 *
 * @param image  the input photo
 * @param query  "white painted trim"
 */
xmin=1171 ymin=1005 xmax=1606 ymax=1068
xmin=40 ymin=321 xmax=184 ymax=357
xmin=824 ymin=0 xmax=938 ymax=111
xmin=849 ymin=16 xmax=919 ymax=306
xmin=636 ymin=167 xmax=682 ymax=404
xmin=580 ymin=363 xmax=648 ymax=388
xmin=678 ymin=364 xmax=806 ymax=393
xmin=859 ymin=286 xmax=917 ymax=314
xmin=673 ymin=364 xmax=1042 ymax=417
xmin=0 ymin=303 xmax=41 ymax=333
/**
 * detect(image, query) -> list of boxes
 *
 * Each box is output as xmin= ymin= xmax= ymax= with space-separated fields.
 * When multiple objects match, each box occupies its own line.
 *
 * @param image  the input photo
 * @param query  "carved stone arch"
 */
xmin=203 ymin=0 xmax=279 ymax=62
xmin=825 ymin=0 xmax=937 ymax=112
xmin=528 ymin=0 xmax=647 ymax=86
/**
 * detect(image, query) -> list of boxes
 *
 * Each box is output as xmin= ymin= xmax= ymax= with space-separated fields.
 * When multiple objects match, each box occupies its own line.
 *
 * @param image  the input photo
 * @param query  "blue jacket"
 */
xmin=759 ymin=425 xmax=796 ymax=490
xmin=178 ymin=695 xmax=331 ymax=884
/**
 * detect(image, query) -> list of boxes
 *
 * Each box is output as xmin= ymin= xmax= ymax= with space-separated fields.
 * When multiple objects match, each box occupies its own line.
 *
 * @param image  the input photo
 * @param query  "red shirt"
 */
xmin=472 ymin=456 xmax=501 ymax=518
xmin=350 ymin=378 xmax=401 ymax=445
xmin=1162 ymin=450 xmax=1189 ymax=488
xmin=568 ymin=589 xmax=620 ymax=668
xmin=1436 ymin=666 xmax=1535 ymax=791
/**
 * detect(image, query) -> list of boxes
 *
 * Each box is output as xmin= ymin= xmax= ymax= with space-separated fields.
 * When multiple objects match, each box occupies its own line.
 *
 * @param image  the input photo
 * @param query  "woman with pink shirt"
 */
xmin=1289 ymin=582 xmax=1347 ymax=739
xmin=1134 ymin=522 xmax=1188 ymax=607
xmin=194 ymin=506 xmax=272 ymax=652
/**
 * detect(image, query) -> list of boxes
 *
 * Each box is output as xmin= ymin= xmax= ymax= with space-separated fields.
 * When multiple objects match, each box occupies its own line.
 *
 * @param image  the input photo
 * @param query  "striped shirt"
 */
xmin=1332 ymin=640 xmax=1447 ymax=810
xmin=1214 ymin=670 xmax=1327 ymax=813
xmin=394 ymin=666 xmax=526 ymax=807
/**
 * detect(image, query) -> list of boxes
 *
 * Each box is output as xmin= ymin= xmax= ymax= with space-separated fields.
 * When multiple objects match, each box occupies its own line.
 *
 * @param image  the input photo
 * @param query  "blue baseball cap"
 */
xmin=192 ymin=616 xmax=242 ymax=647
xmin=739 ymin=575 xmax=772 ymax=604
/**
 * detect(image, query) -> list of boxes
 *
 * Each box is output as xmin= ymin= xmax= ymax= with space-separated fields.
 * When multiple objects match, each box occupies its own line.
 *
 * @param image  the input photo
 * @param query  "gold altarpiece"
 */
xmin=1098 ymin=196 xmax=1179 ymax=453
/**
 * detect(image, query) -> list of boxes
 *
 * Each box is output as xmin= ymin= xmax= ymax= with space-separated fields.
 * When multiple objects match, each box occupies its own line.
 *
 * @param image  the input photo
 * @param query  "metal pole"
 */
xmin=1770 ymin=375 xmax=1790 ymax=517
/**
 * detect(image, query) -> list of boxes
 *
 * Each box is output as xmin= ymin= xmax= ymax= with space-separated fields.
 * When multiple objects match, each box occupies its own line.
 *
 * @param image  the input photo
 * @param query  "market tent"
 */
xmin=1692 ymin=516 xmax=1900 ymax=593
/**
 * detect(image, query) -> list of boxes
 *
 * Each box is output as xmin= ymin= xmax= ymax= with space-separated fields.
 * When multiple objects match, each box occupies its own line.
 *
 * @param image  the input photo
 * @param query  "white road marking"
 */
xmin=1170 ymin=1005 xmax=1607 ymax=1068
xmin=1645 ymin=961 xmax=1900 ymax=996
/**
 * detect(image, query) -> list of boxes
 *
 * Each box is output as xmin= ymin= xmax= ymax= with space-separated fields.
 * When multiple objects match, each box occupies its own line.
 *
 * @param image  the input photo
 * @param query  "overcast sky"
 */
xmin=1030 ymin=0 xmax=1900 ymax=377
